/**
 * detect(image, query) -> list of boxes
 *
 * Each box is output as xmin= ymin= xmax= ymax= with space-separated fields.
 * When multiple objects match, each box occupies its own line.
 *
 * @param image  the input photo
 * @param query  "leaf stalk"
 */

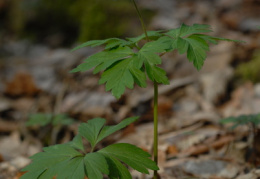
xmin=132 ymin=0 xmax=149 ymax=41
xmin=153 ymin=81 xmax=159 ymax=179
xmin=132 ymin=0 xmax=159 ymax=178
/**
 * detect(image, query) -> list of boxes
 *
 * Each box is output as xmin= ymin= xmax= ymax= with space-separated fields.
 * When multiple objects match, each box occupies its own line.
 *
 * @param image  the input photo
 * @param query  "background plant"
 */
xmin=26 ymin=113 xmax=75 ymax=145
xmin=220 ymin=114 xmax=260 ymax=165
xmin=220 ymin=113 xmax=260 ymax=130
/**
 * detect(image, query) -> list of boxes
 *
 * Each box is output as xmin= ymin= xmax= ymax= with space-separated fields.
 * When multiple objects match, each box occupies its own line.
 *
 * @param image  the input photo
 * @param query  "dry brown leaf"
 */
xmin=4 ymin=72 xmax=40 ymax=97
xmin=0 ymin=120 xmax=18 ymax=132
xmin=180 ymin=135 xmax=234 ymax=157
xmin=166 ymin=145 xmax=179 ymax=156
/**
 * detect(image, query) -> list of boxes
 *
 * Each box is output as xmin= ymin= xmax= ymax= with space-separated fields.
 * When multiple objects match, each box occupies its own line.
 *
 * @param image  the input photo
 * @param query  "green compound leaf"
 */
xmin=79 ymin=117 xmax=138 ymax=148
xmin=54 ymin=157 xmax=85 ymax=179
xmin=144 ymin=62 xmax=169 ymax=84
xmin=99 ymin=56 xmax=147 ymax=99
xmin=21 ymin=144 xmax=84 ymax=179
xmin=84 ymin=153 xmax=109 ymax=179
xmin=71 ymin=38 xmax=130 ymax=51
xmin=21 ymin=117 xmax=158 ymax=179
xmin=129 ymin=66 xmax=147 ymax=88
xmin=79 ymin=118 xmax=106 ymax=148
xmin=166 ymin=23 xmax=212 ymax=38
xmin=194 ymin=34 xmax=244 ymax=44
xmin=141 ymin=36 xmax=173 ymax=53
xmin=165 ymin=23 xmax=243 ymax=70
xmin=105 ymin=155 xmax=132 ymax=179
xmin=69 ymin=134 xmax=84 ymax=151
xmin=70 ymin=46 xmax=133 ymax=73
xmin=99 ymin=143 xmax=159 ymax=174
xmin=137 ymin=37 xmax=171 ymax=84
xmin=184 ymin=35 xmax=210 ymax=70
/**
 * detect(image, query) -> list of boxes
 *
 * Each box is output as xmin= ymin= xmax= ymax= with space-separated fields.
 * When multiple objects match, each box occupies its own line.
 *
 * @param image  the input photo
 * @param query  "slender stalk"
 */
xmin=153 ymin=82 xmax=159 ymax=179
xmin=132 ymin=0 xmax=149 ymax=41
xmin=132 ymin=1 xmax=159 ymax=178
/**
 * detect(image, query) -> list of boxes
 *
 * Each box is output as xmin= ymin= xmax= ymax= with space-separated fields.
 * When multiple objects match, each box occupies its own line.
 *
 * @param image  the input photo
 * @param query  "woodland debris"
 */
xmin=0 ymin=120 xmax=18 ymax=132
xmin=4 ymin=72 xmax=40 ymax=97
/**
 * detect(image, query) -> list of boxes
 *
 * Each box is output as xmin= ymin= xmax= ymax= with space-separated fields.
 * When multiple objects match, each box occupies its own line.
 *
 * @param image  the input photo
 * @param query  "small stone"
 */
xmin=182 ymin=159 xmax=238 ymax=178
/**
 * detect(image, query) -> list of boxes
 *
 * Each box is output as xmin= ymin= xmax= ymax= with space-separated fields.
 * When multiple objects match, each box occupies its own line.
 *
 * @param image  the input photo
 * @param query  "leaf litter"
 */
xmin=1 ymin=0 xmax=260 ymax=178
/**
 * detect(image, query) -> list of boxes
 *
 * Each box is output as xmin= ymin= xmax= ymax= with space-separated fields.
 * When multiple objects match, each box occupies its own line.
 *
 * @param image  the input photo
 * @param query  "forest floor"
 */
xmin=0 ymin=0 xmax=260 ymax=178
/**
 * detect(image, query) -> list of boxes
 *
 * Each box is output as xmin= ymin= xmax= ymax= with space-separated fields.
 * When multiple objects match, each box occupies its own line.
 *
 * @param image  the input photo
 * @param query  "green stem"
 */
xmin=153 ymin=82 xmax=159 ymax=179
xmin=132 ymin=1 xmax=159 ymax=178
xmin=132 ymin=0 xmax=149 ymax=41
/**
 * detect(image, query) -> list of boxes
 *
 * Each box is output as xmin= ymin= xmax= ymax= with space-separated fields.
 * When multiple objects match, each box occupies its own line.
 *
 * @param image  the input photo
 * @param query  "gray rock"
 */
xmin=3 ymin=40 xmax=31 ymax=57
xmin=239 ymin=18 xmax=260 ymax=32
xmin=182 ymin=159 xmax=239 ymax=178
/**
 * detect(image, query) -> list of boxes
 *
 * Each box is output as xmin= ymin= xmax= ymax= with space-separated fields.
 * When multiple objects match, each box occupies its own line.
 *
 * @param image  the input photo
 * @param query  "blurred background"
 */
xmin=0 ymin=0 xmax=260 ymax=178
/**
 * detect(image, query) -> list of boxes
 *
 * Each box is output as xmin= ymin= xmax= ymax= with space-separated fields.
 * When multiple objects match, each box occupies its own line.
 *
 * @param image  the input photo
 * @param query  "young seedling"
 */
xmin=220 ymin=113 xmax=260 ymax=130
xmin=221 ymin=114 xmax=260 ymax=165
xmin=21 ymin=0 xmax=242 ymax=178
xmin=26 ymin=113 xmax=74 ymax=127
xmin=26 ymin=113 xmax=75 ymax=145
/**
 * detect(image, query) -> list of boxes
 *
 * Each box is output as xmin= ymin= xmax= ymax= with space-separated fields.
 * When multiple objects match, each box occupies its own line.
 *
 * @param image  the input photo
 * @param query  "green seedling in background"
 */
xmin=220 ymin=113 xmax=260 ymax=130
xmin=221 ymin=113 xmax=260 ymax=166
xmin=21 ymin=117 xmax=158 ymax=179
xmin=26 ymin=113 xmax=74 ymax=127
xmin=21 ymin=0 xmax=242 ymax=178
xmin=26 ymin=113 xmax=75 ymax=145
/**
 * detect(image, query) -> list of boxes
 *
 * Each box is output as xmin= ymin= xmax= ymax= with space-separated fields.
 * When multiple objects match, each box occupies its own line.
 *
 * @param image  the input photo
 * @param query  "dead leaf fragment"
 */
xmin=4 ymin=72 xmax=40 ymax=97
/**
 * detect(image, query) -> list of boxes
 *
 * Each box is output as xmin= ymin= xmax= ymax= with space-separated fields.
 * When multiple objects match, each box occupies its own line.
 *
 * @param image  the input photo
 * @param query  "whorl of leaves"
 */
xmin=71 ymin=23 xmax=242 ymax=99
xmin=21 ymin=117 xmax=159 ymax=179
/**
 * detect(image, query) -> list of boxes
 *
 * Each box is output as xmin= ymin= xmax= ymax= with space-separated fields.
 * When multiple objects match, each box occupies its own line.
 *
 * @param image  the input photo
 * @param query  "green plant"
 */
xmin=220 ymin=114 xmax=260 ymax=165
xmin=21 ymin=0 xmax=242 ymax=178
xmin=26 ymin=113 xmax=75 ymax=145
xmin=220 ymin=113 xmax=260 ymax=130
xmin=21 ymin=117 xmax=158 ymax=179
xmin=26 ymin=113 xmax=74 ymax=127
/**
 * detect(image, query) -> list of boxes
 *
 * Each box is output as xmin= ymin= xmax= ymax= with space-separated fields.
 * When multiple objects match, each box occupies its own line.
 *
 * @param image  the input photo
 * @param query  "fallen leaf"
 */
xmin=166 ymin=145 xmax=179 ymax=156
xmin=4 ymin=72 xmax=40 ymax=97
